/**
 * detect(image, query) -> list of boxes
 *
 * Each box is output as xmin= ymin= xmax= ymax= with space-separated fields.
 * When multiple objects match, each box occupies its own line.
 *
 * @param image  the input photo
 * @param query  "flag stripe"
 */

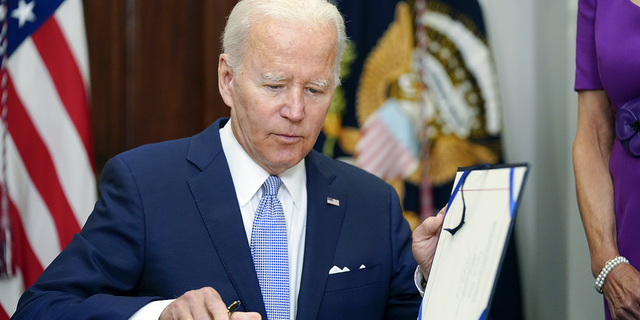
xmin=31 ymin=17 xmax=92 ymax=163
xmin=1 ymin=0 xmax=95 ymax=317
xmin=8 ymin=38 xmax=95 ymax=226
xmin=355 ymin=121 xmax=390 ymax=164
xmin=10 ymin=198 xmax=44 ymax=287
xmin=355 ymin=119 xmax=383 ymax=150
xmin=6 ymin=75 xmax=81 ymax=249
xmin=355 ymin=118 xmax=393 ymax=155
xmin=356 ymin=116 xmax=419 ymax=180
xmin=357 ymin=126 xmax=395 ymax=171
xmin=5 ymin=133 xmax=61 ymax=268
xmin=54 ymin=0 xmax=90 ymax=87
xmin=0 ymin=268 xmax=25 ymax=318
xmin=363 ymin=140 xmax=395 ymax=174
xmin=0 ymin=298 xmax=9 ymax=320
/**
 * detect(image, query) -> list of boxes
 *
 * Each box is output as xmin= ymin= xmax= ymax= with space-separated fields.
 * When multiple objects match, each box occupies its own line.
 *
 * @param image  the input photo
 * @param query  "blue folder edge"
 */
xmin=417 ymin=162 xmax=530 ymax=320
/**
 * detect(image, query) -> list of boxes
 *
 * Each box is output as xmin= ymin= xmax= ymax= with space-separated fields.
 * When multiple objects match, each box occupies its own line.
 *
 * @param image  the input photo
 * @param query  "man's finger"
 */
xmin=200 ymin=287 xmax=229 ymax=320
xmin=185 ymin=289 xmax=216 ymax=320
xmin=425 ymin=208 xmax=445 ymax=235
xmin=230 ymin=311 xmax=262 ymax=320
xmin=415 ymin=206 xmax=445 ymax=241
xmin=160 ymin=287 xmax=231 ymax=320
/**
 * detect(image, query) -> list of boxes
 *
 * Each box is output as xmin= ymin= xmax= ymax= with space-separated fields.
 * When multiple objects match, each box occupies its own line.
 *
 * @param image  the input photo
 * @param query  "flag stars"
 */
xmin=12 ymin=0 xmax=36 ymax=28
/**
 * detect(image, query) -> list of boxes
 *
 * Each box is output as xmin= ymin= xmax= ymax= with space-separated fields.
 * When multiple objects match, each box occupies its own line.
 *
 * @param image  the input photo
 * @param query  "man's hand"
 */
xmin=603 ymin=263 xmax=640 ymax=320
xmin=412 ymin=206 xmax=445 ymax=279
xmin=159 ymin=287 xmax=261 ymax=320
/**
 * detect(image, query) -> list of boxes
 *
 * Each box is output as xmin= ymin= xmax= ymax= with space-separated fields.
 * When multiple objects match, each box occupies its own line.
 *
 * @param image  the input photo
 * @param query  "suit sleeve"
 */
xmin=12 ymin=157 xmax=161 ymax=320
xmin=384 ymin=184 xmax=422 ymax=319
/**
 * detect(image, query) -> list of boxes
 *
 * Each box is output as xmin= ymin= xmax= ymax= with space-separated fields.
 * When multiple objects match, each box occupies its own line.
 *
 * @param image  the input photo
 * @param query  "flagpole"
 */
xmin=0 ymin=0 xmax=12 ymax=279
xmin=415 ymin=0 xmax=434 ymax=220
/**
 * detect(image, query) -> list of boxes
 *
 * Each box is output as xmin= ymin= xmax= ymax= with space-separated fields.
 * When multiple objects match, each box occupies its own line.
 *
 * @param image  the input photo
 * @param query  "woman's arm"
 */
xmin=573 ymin=90 xmax=640 ymax=319
xmin=573 ymin=90 xmax=617 ymax=277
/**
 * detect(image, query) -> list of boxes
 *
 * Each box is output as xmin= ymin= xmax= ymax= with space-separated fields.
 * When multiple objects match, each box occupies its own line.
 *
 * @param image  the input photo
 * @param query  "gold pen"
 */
xmin=227 ymin=300 xmax=241 ymax=316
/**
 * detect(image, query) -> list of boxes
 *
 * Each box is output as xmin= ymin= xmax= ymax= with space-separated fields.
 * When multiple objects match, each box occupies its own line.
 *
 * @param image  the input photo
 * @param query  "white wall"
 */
xmin=480 ymin=0 xmax=605 ymax=318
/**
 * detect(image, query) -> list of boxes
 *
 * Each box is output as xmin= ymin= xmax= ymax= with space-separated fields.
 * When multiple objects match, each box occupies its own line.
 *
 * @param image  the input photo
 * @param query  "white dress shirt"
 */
xmin=130 ymin=120 xmax=307 ymax=319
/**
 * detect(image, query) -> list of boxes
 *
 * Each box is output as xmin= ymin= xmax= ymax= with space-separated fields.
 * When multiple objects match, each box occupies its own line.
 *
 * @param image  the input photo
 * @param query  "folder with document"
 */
xmin=419 ymin=163 xmax=530 ymax=320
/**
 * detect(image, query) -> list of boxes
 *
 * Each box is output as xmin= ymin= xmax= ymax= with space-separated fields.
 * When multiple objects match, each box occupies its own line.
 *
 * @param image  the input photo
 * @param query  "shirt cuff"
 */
xmin=414 ymin=265 xmax=427 ymax=297
xmin=129 ymin=299 xmax=175 ymax=320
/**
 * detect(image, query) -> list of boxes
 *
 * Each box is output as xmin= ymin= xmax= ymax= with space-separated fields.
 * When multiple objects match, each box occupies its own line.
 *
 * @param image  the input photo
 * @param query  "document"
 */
xmin=419 ymin=163 xmax=529 ymax=320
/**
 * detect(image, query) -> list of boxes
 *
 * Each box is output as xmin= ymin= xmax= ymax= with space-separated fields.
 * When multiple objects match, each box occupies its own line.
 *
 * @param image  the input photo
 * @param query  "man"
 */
xmin=12 ymin=0 xmax=443 ymax=319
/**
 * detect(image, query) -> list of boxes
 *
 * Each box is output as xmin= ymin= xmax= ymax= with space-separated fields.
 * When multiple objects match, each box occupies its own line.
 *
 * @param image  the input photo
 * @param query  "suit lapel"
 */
xmin=186 ymin=122 xmax=348 ymax=319
xmin=186 ymin=119 xmax=266 ymax=316
xmin=296 ymin=151 xmax=347 ymax=320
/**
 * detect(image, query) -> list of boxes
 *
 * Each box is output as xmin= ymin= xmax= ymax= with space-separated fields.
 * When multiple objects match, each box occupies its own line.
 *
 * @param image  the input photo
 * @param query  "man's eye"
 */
xmin=268 ymin=85 xmax=281 ymax=90
xmin=308 ymin=88 xmax=320 ymax=94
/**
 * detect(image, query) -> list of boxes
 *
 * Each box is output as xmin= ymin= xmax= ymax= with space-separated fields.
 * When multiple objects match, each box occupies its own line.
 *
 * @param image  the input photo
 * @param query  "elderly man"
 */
xmin=12 ymin=0 xmax=443 ymax=319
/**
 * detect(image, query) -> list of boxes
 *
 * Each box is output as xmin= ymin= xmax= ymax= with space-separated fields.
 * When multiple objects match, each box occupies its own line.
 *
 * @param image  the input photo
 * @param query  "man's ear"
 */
xmin=218 ymin=54 xmax=235 ymax=108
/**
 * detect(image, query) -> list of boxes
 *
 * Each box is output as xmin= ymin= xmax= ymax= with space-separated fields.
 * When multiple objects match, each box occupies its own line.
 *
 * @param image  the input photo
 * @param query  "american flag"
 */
xmin=0 ymin=0 xmax=95 ymax=318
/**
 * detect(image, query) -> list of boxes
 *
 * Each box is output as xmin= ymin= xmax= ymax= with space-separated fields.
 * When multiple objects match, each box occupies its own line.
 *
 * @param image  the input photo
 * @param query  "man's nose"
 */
xmin=280 ymin=88 xmax=305 ymax=121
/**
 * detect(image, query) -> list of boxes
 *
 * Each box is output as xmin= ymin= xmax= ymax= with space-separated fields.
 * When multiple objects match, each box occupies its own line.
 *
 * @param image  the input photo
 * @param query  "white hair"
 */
xmin=222 ymin=0 xmax=347 ymax=87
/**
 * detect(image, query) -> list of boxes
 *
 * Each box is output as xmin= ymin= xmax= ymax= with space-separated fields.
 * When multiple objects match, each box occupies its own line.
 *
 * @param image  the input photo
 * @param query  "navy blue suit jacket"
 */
xmin=12 ymin=118 xmax=420 ymax=320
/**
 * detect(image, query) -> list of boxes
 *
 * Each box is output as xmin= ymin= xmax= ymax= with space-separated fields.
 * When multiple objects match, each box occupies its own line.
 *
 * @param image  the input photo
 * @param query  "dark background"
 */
xmin=81 ymin=2 xmax=523 ymax=319
xmin=83 ymin=0 xmax=237 ymax=175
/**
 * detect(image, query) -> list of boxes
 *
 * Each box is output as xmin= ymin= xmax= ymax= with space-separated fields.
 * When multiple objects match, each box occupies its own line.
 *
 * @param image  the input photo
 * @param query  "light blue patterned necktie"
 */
xmin=251 ymin=175 xmax=289 ymax=320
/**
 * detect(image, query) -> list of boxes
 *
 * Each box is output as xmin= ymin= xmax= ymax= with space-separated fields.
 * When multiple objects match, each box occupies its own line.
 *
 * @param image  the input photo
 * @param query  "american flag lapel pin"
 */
xmin=326 ymin=197 xmax=340 ymax=207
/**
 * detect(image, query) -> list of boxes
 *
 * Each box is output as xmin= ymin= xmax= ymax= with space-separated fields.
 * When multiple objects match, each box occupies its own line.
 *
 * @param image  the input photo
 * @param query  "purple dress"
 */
xmin=575 ymin=0 xmax=640 ymax=318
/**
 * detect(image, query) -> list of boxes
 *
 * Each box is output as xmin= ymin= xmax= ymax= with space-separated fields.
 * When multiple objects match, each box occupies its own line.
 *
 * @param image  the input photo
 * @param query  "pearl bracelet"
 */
xmin=595 ymin=256 xmax=629 ymax=294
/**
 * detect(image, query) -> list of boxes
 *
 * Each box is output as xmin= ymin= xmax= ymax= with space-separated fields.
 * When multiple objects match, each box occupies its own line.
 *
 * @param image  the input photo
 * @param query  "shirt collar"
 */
xmin=219 ymin=119 xmax=306 ymax=209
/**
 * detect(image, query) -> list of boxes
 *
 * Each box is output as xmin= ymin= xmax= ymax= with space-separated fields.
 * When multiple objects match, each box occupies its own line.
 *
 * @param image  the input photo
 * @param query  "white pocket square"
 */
xmin=328 ymin=266 xmax=351 ymax=274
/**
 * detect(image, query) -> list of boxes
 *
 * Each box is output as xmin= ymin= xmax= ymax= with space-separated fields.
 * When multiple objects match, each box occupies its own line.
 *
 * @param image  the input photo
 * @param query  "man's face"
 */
xmin=219 ymin=19 xmax=337 ymax=175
